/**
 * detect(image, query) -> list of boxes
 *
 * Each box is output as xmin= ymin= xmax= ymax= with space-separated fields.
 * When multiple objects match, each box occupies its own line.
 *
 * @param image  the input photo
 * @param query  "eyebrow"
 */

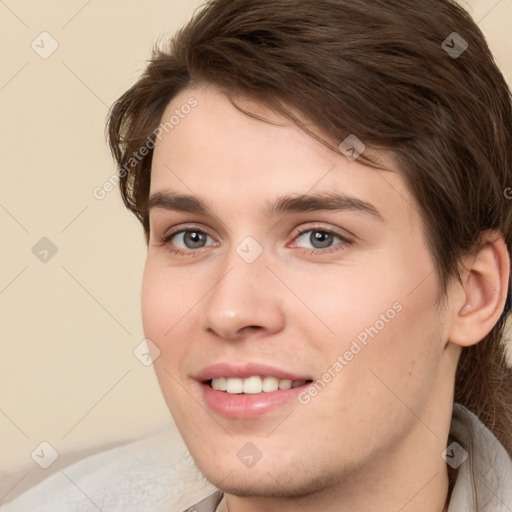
xmin=147 ymin=191 xmax=385 ymax=222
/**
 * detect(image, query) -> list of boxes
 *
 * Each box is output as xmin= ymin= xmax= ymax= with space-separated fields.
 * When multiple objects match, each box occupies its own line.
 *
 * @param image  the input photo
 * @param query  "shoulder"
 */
xmin=0 ymin=428 xmax=216 ymax=512
xmin=448 ymin=403 xmax=512 ymax=511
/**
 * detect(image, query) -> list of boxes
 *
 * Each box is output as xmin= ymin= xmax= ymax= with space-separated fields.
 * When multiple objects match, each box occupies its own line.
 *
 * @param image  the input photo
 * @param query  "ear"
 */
xmin=448 ymin=231 xmax=510 ymax=348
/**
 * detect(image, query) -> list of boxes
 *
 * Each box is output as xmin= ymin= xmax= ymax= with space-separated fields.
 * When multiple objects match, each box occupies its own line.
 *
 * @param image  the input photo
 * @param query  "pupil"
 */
xmin=311 ymin=231 xmax=333 ymax=248
xmin=185 ymin=231 xmax=206 ymax=248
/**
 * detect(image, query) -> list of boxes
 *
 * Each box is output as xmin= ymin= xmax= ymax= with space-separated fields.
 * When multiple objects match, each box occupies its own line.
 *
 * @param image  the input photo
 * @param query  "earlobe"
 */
xmin=449 ymin=233 xmax=510 ymax=348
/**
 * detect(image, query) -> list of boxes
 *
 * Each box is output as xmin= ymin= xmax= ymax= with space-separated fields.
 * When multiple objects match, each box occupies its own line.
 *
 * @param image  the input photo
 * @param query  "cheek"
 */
xmin=348 ymin=289 xmax=443 ymax=428
xmin=141 ymin=265 xmax=168 ymax=342
xmin=283 ymin=257 xmax=405 ymax=352
xmin=141 ymin=261 xmax=198 ymax=417
xmin=141 ymin=260 xmax=194 ymax=367
xmin=142 ymin=258 xmax=195 ymax=335
xmin=288 ymin=246 xmax=444 ymax=408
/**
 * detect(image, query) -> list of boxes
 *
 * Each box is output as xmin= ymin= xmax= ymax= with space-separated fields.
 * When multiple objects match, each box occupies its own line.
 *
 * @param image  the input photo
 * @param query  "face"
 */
xmin=142 ymin=85 xmax=452 ymax=497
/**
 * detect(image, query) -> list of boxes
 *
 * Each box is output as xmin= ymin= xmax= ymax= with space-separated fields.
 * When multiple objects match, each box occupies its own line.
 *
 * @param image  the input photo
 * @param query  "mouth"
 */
xmin=195 ymin=362 xmax=314 ymax=418
xmin=207 ymin=376 xmax=313 ymax=394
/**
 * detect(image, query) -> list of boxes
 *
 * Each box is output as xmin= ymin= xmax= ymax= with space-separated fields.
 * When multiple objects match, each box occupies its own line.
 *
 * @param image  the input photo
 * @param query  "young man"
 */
xmin=107 ymin=0 xmax=512 ymax=510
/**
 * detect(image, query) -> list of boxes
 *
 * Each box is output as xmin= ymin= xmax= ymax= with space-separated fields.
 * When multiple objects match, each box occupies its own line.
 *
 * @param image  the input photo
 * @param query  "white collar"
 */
xmin=448 ymin=403 xmax=512 ymax=511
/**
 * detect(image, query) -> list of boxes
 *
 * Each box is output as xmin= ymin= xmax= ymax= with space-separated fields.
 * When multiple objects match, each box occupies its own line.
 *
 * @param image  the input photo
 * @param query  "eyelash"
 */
xmin=160 ymin=228 xmax=212 ymax=258
xmin=160 ymin=225 xmax=353 ymax=257
xmin=292 ymin=227 xmax=352 ymax=255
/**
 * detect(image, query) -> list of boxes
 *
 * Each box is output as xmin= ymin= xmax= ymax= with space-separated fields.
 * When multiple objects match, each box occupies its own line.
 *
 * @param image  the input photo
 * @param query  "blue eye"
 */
xmin=159 ymin=225 xmax=352 ymax=258
xmin=296 ymin=230 xmax=341 ymax=249
xmin=294 ymin=229 xmax=347 ymax=251
xmin=163 ymin=229 xmax=215 ymax=252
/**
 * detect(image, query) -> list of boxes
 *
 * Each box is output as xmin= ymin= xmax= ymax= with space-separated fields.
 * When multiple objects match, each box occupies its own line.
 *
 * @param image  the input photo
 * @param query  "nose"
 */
xmin=201 ymin=255 xmax=286 ymax=340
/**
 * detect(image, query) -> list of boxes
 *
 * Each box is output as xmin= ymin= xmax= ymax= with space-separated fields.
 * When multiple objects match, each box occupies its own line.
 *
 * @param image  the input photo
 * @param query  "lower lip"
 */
xmin=200 ymin=382 xmax=309 ymax=419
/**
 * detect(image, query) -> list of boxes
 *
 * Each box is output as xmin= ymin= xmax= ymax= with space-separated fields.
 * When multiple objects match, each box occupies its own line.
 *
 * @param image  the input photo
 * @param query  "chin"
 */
xmin=196 ymin=460 xmax=343 ymax=499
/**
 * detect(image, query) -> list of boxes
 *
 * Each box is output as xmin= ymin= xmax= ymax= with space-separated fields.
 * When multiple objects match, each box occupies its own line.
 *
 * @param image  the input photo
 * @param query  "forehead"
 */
xmin=150 ymin=85 xmax=418 ymax=229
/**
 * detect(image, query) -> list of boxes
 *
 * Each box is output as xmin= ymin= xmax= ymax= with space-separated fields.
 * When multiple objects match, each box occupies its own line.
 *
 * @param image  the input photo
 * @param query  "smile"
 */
xmin=210 ymin=376 xmax=310 ymax=394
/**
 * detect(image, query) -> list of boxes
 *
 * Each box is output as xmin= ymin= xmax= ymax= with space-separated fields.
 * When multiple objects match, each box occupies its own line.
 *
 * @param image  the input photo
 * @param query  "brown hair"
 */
xmin=107 ymin=0 xmax=512 ymax=504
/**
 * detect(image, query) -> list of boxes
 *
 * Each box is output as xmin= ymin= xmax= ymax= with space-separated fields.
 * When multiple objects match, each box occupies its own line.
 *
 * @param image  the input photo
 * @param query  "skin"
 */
xmin=141 ymin=84 xmax=509 ymax=512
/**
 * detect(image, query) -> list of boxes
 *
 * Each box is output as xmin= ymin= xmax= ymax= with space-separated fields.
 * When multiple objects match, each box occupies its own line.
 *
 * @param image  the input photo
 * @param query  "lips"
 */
xmin=194 ymin=362 xmax=313 ymax=418
xmin=194 ymin=362 xmax=312 ymax=382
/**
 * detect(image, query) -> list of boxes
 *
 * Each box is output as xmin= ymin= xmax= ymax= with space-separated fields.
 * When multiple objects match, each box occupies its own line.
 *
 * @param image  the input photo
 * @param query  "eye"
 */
xmin=162 ymin=228 xmax=216 ymax=253
xmin=296 ymin=230 xmax=338 ymax=249
xmin=291 ymin=227 xmax=352 ymax=254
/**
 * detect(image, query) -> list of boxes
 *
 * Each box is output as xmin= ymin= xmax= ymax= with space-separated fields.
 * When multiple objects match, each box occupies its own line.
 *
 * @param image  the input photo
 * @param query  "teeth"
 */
xmin=211 ymin=377 xmax=227 ymax=391
xmin=243 ymin=376 xmax=263 ymax=394
xmin=226 ymin=378 xmax=243 ymax=394
xmin=210 ymin=376 xmax=308 ymax=394
xmin=278 ymin=379 xmax=292 ymax=390
xmin=262 ymin=376 xmax=279 ymax=392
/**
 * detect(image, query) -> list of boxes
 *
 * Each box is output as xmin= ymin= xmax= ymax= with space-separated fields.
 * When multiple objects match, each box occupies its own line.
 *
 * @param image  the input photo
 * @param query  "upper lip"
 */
xmin=194 ymin=362 xmax=312 ymax=382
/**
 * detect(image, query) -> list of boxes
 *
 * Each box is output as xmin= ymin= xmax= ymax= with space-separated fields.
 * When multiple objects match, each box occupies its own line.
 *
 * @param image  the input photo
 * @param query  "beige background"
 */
xmin=1 ymin=0 xmax=511 ymax=504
